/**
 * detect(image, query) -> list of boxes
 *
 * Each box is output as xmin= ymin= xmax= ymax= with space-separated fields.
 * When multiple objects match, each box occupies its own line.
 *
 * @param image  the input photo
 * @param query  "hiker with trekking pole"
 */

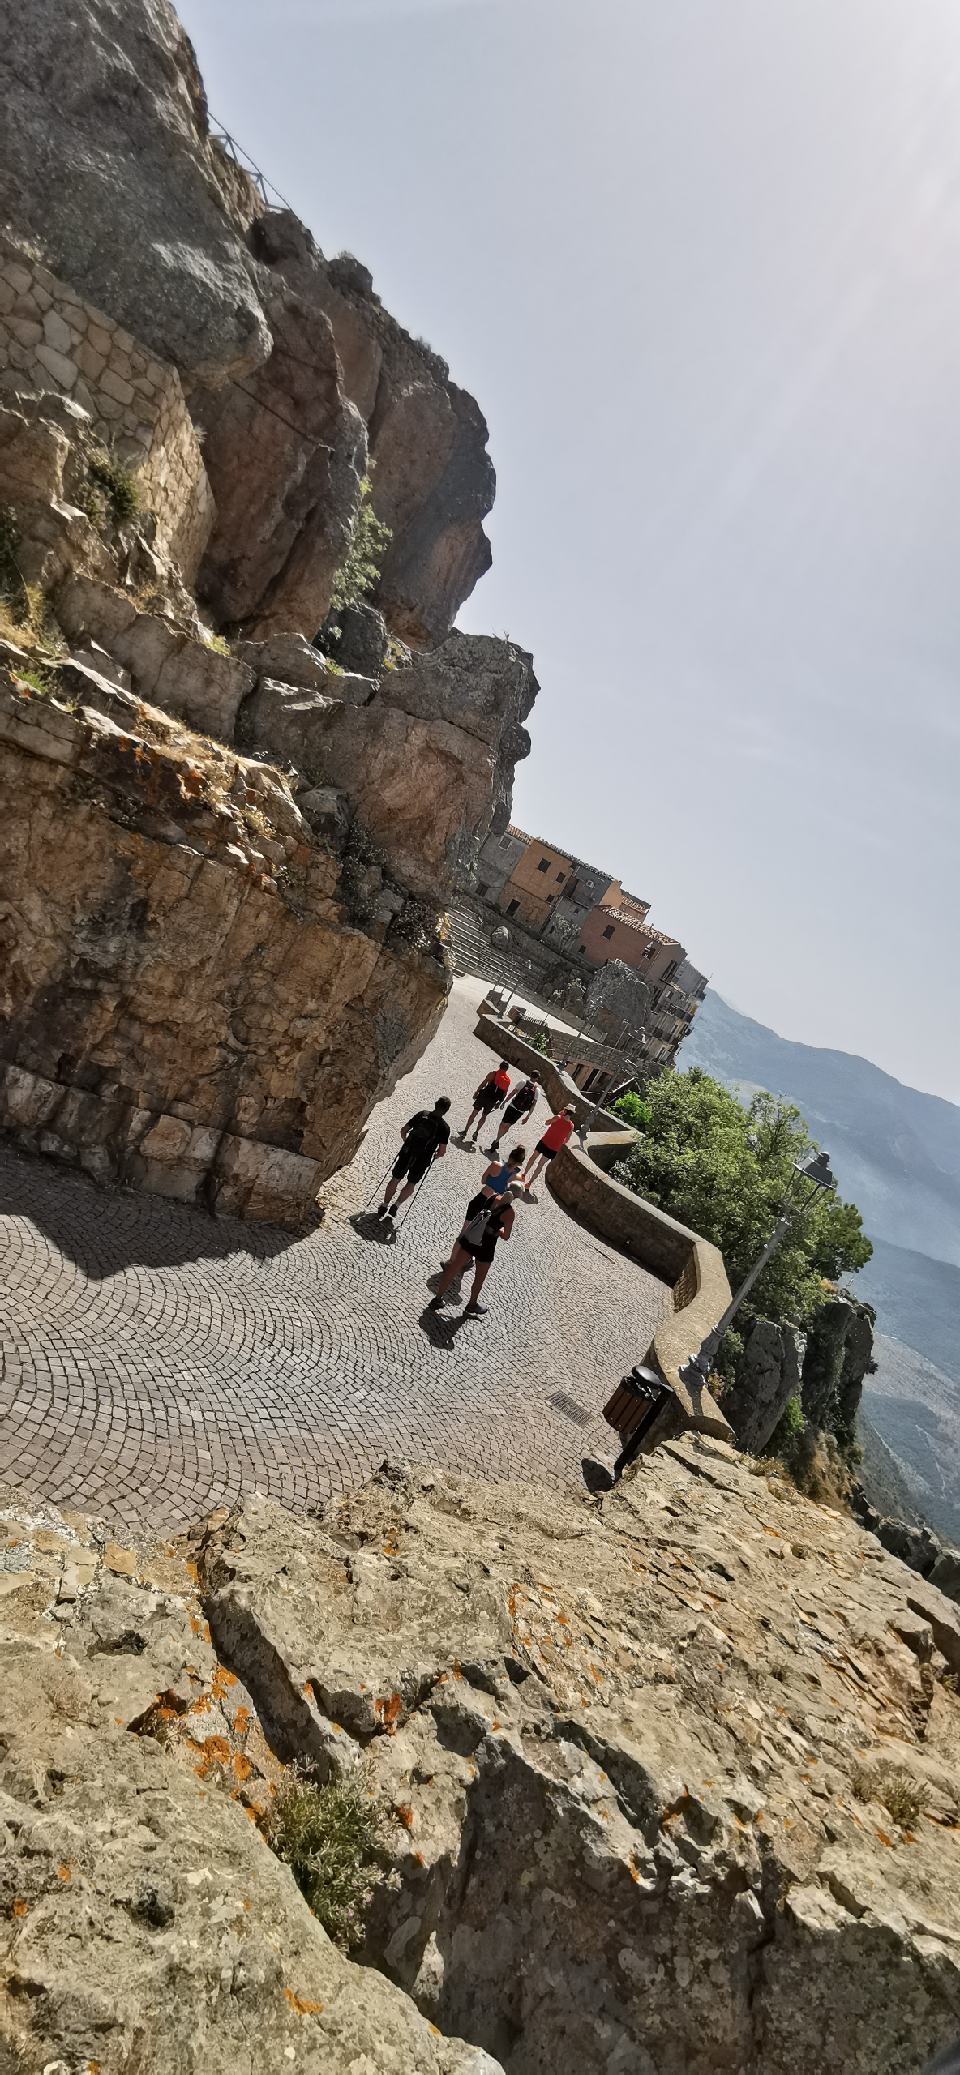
xmin=376 ymin=1097 xmax=451 ymax=1225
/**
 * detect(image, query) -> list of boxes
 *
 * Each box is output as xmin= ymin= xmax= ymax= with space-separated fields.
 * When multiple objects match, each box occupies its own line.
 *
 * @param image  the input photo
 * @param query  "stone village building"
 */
xmin=476 ymin=824 xmax=707 ymax=1069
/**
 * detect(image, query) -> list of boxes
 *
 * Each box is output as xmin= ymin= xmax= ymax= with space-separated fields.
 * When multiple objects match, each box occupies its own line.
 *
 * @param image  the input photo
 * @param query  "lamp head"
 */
xmin=797 ymin=1148 xmax=836 ymax=1194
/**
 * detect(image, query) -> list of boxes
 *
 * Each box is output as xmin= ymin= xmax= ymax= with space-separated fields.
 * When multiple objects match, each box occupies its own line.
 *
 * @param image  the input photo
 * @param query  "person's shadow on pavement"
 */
xmin=417 ymin=1304 xmax=477 ymax=1348
xmin=349 ymin=1212 xmax=397 ymax=1246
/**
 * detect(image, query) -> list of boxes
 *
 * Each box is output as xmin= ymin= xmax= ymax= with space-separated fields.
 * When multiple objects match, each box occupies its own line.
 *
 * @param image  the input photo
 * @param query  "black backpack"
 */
xmin=405 ymin=1110 xmax=443 ymax=1155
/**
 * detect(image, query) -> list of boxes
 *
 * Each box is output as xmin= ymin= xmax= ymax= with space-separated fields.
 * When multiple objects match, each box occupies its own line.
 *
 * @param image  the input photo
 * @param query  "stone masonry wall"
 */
xmin=0 ymin=232 xmax=213 ymax=584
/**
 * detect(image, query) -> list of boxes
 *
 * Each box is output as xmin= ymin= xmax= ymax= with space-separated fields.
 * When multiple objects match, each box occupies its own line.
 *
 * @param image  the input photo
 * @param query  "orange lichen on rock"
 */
xmin=284 ymin=1988 xmax=325 ymax=2016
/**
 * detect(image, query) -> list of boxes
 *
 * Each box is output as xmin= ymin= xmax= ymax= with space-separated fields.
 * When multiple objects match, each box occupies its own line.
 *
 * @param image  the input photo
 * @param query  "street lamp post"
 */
xmin=680 ymin=1149 xmax=836 ymax=1389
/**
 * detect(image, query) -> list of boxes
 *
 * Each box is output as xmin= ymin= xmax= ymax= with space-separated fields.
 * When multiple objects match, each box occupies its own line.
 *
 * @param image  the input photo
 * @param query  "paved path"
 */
xmin=0 ymin=980 xmax=668 ymax=1531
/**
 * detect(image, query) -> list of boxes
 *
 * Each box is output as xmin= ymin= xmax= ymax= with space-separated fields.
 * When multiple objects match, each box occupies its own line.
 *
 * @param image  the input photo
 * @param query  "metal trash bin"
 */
xmin=603 ymin=1364 xmax=677 ymax=1479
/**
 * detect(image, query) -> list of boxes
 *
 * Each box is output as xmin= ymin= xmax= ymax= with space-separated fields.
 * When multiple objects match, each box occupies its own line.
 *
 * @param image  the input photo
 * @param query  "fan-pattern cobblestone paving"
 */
xmin=0 ymin=980 xmax=668 ymax=1530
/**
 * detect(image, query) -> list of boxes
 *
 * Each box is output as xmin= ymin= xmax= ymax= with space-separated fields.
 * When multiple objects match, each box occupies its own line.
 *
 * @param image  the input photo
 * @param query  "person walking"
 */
xmin=463 ymin=1061 xmax=511 ymax=1143
xmin=521 ymin=1105 xmax=576 ymax=1189
xmin=487 ymin=1073 xmax=539 ymax=1153
xmin=479 ymin=1145 xmax=525 ymax=1198
xmin=428 ymin=1181 xmax=519 ymax=1316
xmin=435 ymin=1146 xmax=524 ymax=1303
xmin=378 ymin=1097 xmax=451 ymax=1221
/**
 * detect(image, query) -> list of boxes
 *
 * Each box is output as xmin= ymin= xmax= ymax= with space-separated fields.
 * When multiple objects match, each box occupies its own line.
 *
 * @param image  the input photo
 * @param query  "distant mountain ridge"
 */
xmin=680 ymin=992 xmax=960 ymax=1536
xmin=681 ymin=992 xmax=960 ymax=1269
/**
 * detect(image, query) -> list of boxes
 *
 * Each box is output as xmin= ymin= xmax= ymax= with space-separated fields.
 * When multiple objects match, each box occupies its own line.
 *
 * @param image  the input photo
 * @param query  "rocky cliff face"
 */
xmin=723 ymin=1294 xmax=876 ymax=1461
xmin=0 ymin=663 xmax=445 ymax=1221
xmin=2 ymin=1440 xmax=958 ymax=2073
xmin=0 ymin=0 xmax=535 ymax=1220
xmin=2 ymin=0 xmax=495 ymax=647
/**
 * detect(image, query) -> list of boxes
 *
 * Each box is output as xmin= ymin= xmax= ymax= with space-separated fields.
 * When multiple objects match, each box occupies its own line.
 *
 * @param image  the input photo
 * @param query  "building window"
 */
xmin=477 ymin=882 xmax=490 ymax=897
xmin=506 ymin=898 xmax=519 ymax=915
xmin=556 ymin=868 xmax=566 ymax=881
xmin=602 ymin=924 xmax=615 ymax=941
xmin=537 ymin=858 xmax=550 ymax=874
xmin=568 ymin=878 xmax=579 ymax=900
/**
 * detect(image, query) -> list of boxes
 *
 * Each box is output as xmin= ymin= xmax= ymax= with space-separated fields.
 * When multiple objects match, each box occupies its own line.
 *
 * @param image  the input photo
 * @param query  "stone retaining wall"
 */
xmin=473 ymin=1012 xmax=619 ymax=1131
xmin=0 ymin=232 xmax=213 ymax=583
xmin=475 ymin=1010 xmax=732 ymax=1445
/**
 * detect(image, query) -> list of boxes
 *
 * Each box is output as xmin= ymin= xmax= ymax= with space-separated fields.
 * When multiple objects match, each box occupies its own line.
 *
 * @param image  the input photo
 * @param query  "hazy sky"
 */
xmin=183 ymin=0 xmax=960 ymax=1102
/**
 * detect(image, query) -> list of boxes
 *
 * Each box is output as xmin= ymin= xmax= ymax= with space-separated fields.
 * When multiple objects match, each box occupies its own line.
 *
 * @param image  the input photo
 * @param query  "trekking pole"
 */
xmin=396 ymin=1166 xmax=432 ymax=1231
xmin=362 ymin=1157 xmax=398 ymax=1213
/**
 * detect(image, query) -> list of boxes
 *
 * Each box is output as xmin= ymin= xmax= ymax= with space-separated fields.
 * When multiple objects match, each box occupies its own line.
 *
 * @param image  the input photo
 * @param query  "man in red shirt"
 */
xmin=521 ymin=1105 xmax=576 ymax=1188
xmin=463 ymin=1061 xmax=511 ymax=1144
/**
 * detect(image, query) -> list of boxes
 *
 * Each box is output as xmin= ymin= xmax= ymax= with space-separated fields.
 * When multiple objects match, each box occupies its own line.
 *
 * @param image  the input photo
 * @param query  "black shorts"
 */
xmin=393 ymin=1143 xmax=431 ymax=1186
xmin=460 ymin=1228 xmax=500 ymax=1264
xmin=476 ymin=1086 xmax=501 ymax=1115
xmin=459 ymin=1191 xmax=503 ymax=1265
xmin=500 ymin=1103 xmax=529 ymax=1131
xmin=535 ymin=1138 xmax=560 ymax=1162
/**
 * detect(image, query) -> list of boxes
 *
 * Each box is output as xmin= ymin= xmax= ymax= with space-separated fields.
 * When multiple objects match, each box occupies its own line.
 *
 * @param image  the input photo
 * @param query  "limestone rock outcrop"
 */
xmin=0 ymin=1490 xmax=498 ymax=2075
xmin=194 ymin=273 xmax=367 ymax=637
xmin=723 ymin=1317 xmax=802 ymax=1455
xmin=240 ymin=210 xmax=495 ymax=646
xmin=2 ymin=1442 xmax=959 ymax=2073
xmin=0 ymin=0 xmax=271 ymax=384
xmin=797 ymin=1293 xmax=877 ymax=1453
xmin=240 ymin=631 xmax=537 ymax=901
xmin=3 ymin=0 xmax=495 ymax=648
xmin=0 ymin=668 xmax=445 ymax=1221
xmin=194 ymin=1447 xmax=960 ymax=2075
xmin=0 ymin=0 xmax=535 ymax=1221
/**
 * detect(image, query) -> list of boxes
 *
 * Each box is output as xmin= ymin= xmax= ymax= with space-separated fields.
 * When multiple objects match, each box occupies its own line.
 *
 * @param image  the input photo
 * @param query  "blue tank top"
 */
xmin=485 ymin=1163 xmax=513 ymax=1197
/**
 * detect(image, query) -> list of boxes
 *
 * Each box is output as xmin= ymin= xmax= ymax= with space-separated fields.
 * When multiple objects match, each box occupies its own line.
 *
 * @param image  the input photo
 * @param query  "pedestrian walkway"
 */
xmin=0 ymin=979 xmax=668 ymax=1531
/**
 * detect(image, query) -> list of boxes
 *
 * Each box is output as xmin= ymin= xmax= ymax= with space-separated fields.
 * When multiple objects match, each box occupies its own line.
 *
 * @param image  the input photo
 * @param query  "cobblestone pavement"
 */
xmin=0 ymin=979 xmax=668 ymax=1531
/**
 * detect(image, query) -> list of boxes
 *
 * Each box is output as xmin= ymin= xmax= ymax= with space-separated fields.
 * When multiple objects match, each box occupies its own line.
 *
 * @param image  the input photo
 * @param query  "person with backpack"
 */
xmin=521 ymin=1105 xmax=576 ymax=1189
xmin=377 ymin=1097 xmax=451 ymax=1222
xmin=479 ymin=1145 xmax=525 ymax=1199
xmin=487 ymin=1073 xmax=539 ymax=1154
xmin=428 ymin=1170 xmax=521 ymax=1316
xmin=463 ymin=1061 xmax=511 ymax=1143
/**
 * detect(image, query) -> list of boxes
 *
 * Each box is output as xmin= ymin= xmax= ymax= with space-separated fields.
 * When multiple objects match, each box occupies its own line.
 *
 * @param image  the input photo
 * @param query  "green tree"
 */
xmin=611 ymin=1091 xmax=652 ymax=1132
xmin=329 ymin=475 xmax=392 ymax=616
xmin=613 ymin=1068 xmax=871 ymax=1329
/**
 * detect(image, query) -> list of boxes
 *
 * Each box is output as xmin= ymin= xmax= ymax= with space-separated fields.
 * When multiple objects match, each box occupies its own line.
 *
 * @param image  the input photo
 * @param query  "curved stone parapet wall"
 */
xmin=472 ymin=1010 xmax=618 ymax=1131
xmin=475 ymin=1011 xmax=732 ymax=1444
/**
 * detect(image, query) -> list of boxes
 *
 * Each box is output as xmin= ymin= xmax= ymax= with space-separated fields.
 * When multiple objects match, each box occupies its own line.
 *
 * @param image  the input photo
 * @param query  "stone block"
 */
xmin=35 ymin=341 xmax=78 ymax=389
xmin=0 ymin=699 xmax=80 ymax=766
xmin=100 ymin=366 xmax=135 ymax=406
xmin=88 ymin=323 xmax=112 ymax=357
xmin=139 ymin=1115 xmax=221 ymax=1202
xmin=75 ymin=340 xmax=106 ymax=383
xmin=8 ymin=317 xmax=42 ymax=348
xmin=0 ymin=1063 xmax=62 ymax=1131
xmin=212 ymin=1134 xmax=323 ymax=1225
xmin=43 ymin=307 xmax=76 ymax=355
xmin=3 ymin=263 xmax=33 ymax=296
